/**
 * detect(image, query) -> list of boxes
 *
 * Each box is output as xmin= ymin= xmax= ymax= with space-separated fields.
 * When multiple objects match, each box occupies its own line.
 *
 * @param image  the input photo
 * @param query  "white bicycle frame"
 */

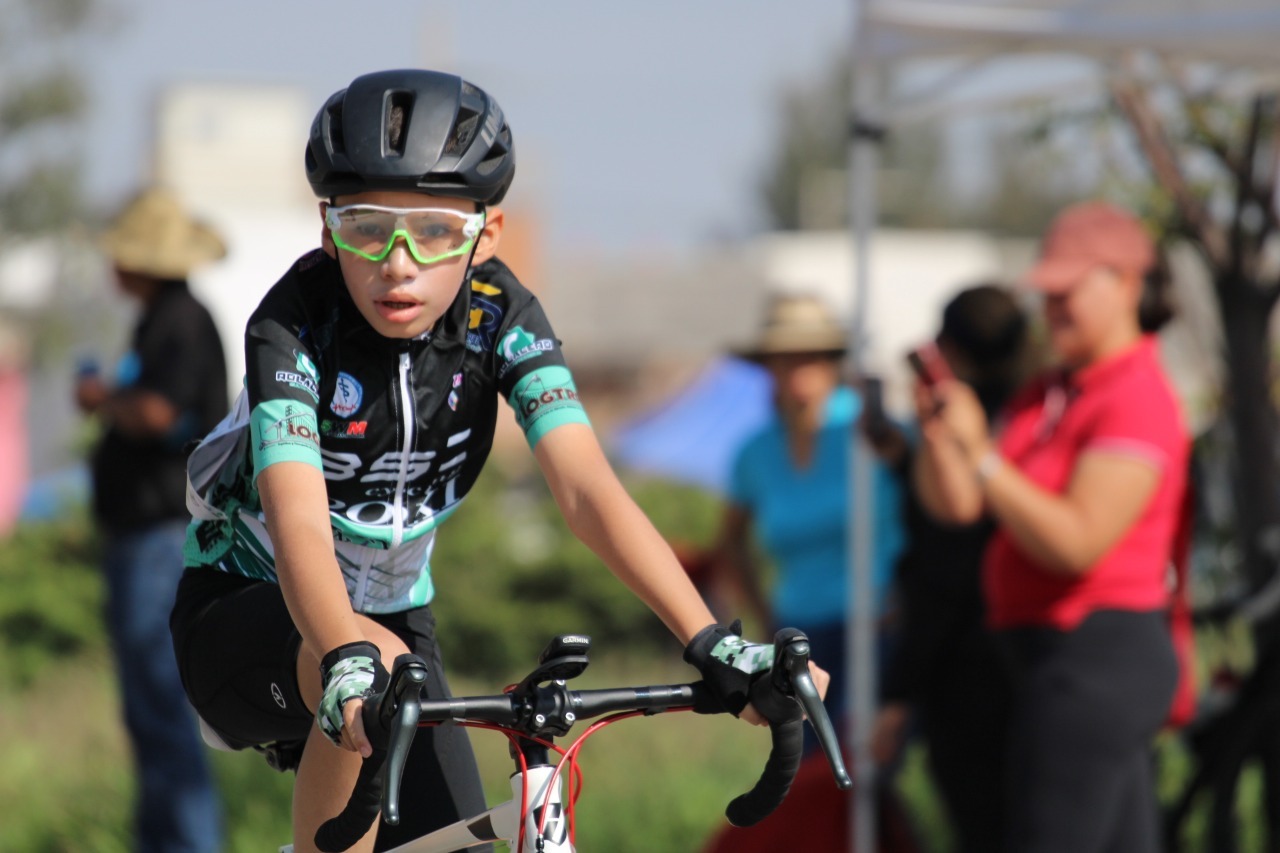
xmin=279 ymin=763 xmax=573 ymax=853
xmin=389 ymin=763 xmax=571 ymax=852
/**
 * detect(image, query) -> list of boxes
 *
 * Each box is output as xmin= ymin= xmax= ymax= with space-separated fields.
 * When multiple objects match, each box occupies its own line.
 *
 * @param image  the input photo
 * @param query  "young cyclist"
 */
xmin=169 ymin=69 xmax=824 ymax=853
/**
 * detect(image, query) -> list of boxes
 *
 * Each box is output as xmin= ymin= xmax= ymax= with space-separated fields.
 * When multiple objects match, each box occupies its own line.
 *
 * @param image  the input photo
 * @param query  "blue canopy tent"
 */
xmin=609 ymin=357 xmax=773 ymax=495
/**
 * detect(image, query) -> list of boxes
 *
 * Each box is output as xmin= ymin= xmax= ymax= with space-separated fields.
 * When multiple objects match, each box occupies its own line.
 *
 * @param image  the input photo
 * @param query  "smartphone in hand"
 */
xmin=906 ymin=341 xmax=954 ymax=388
xmin=861 ymin=376 xmax=888 ymax=434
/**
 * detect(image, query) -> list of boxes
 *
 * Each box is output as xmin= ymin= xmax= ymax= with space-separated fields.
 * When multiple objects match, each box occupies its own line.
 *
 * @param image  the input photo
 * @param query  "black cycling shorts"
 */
xmin=171 ymin=567 xmax=312 ymax=746
xmin=169 ymin=566 xmax=491 ymax=850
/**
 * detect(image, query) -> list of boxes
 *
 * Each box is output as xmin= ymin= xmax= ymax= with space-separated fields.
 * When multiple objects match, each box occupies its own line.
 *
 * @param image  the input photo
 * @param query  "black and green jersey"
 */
xmin=183 ymin=251 xmax=589 ymax=613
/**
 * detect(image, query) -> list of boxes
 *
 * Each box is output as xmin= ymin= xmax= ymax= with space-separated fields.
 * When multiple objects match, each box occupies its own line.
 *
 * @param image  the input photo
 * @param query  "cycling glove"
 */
xmin=318 ymin=641 xmax=388 ymax=747
xmin=684 ymin=620 xmax=776 ymax=717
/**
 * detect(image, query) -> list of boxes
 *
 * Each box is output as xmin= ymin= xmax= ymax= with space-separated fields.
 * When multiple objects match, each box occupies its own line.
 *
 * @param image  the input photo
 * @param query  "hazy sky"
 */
xmin=77 ymin=0 xmax=853 ymax=251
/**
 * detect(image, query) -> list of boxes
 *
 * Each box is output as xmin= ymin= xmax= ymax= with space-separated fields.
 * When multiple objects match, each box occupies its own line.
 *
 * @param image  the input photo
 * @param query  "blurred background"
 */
xmin=5 ymin=0 xmax=1280 ymax=850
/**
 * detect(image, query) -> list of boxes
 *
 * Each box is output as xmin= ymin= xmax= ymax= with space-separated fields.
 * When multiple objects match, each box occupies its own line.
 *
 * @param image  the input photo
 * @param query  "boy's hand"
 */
xmin=683 ymin=620 xmax=775 ymax=719
xmin=318 ymin=641 xmax=387 ymax=754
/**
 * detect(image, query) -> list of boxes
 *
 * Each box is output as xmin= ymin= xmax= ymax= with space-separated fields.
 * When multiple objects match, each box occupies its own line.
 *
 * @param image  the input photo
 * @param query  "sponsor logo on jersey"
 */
xmin=320 ymin=430 xmax=473 ymax=531
xmin=521 ymin=385 xmax=578 ymax=416
xmin=466 ymin=292 xmax=505 ymax=353
xmin=259 ymin=406 xmax=320 ymax=450
xmin=512 ymin=368 xmax=586 ymax=436
xmin=321 ymin=419 xmax=368 ymax=439
xmin=296 ymin=248 xmax=325 ymax=271
xmin=330 ymin=372 xmax=363 ymax=417
xmin=498 ymin=326 xmax=554 ymax=378
xmin=449 ymin=371 xmax=464 ymax=411
xmin=275 ymin=370 xmax=320 ymax=401
xmin=296 ymin=351 xmax=319 ymax=383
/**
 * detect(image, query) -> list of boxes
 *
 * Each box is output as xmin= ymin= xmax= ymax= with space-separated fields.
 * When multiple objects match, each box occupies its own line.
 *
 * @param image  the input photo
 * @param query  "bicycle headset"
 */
xmin=305 ymin=68 xmax=516 ymax=205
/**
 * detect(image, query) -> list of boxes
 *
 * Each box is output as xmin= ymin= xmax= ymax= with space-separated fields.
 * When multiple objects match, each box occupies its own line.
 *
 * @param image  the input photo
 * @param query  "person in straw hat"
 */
xmin=74 ymin=185 xmax=227 ymax=853
xmin=708 ymin=291 xmax=906 ymax=755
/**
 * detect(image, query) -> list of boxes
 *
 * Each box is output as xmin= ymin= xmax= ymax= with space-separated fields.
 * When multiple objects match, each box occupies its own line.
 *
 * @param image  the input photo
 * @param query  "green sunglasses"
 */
xmin=325 ymin=204 xmax=486 ymax=265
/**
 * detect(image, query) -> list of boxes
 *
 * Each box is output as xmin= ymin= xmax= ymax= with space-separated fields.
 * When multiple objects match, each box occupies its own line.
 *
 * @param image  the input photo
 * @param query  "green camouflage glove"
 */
xmin=683 ymin=620 xmax=776 ymax=716
xmin=317 ymin=641 xmax=387 ymax=747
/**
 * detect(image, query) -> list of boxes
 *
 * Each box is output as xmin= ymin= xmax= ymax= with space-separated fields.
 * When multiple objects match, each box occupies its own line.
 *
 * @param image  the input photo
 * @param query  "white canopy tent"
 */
xmin=842 ymin=3 xmax=1280 ymax=849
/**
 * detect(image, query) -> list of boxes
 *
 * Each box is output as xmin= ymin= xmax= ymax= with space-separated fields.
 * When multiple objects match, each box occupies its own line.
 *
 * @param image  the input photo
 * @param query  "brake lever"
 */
xmin=773 ymin=631 xmax=852 ymax=790
xmin=372 ymin=654 xmax=429 ymax=825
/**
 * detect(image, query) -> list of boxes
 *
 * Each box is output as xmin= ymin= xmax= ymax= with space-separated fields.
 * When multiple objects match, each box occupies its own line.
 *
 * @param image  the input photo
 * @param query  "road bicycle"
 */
xmin=276 ymin=627 xmax=849 ymax=852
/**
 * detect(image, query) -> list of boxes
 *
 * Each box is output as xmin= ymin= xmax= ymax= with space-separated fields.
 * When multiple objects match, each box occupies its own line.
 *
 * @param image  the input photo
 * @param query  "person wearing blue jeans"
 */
xmin=104 ymin=521 xmax=221 ymax=852
xmin=76 ymin=188 xmax=228 ymax=852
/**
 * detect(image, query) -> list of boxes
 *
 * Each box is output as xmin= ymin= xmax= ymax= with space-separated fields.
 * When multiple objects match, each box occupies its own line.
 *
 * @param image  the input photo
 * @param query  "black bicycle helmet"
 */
xmin=305 ymin=69 xmax=516 ymax=205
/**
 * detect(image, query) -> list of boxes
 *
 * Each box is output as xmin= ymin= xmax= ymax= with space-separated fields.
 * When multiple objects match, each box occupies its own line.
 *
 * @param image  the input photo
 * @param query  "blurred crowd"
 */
xmin=696 ymin=200 xmax=1194 ymax=852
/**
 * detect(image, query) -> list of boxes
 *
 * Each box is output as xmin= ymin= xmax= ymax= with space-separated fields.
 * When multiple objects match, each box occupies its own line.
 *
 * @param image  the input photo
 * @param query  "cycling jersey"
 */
xmin=182 ymin=250 xmax=589 ymax=613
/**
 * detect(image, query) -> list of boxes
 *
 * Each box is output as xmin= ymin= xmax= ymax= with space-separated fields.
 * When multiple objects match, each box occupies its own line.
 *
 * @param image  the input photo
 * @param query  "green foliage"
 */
xmin=0 ymin=163 xmax=85 ymax=235
xmin=0 ymin=0 xmax=103 ymax=237
xmin=431 ymin=463 xmax=722 ymax=680
xmin=0 ymin=514 xmax=104 ymax=689
xmin=0 ymin=68 xmax=86 ymax=134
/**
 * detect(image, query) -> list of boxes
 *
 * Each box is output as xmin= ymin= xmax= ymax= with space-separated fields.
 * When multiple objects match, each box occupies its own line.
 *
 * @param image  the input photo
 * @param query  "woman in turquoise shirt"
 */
xmin=711 ymin=292 xmax=905 ymax=744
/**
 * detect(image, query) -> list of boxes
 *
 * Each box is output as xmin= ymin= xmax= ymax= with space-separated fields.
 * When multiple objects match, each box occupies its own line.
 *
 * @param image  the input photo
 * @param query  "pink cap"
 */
xmin=1025 ymin=202 xmax=1155 ymax=294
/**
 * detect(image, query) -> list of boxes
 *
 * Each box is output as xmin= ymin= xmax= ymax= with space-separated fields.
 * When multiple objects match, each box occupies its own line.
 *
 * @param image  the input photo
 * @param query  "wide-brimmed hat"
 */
xmin=1024 ymin=201 xmax=1155 ymax=294
xmin=734 ymin=293 xmax=848 ymax=361
xmin=98 ymin=187 xmax=227 ymax=279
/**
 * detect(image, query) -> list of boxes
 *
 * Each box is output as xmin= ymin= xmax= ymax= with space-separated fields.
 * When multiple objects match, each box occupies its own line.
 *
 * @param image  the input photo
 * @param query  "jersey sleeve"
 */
xmin=243 ymin=290 xmax=325 ymax=478
xmin=491 ymin=288 xmax=591 ymax=449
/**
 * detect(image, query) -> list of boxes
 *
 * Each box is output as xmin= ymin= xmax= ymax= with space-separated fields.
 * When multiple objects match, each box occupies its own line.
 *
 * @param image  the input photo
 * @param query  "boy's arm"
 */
xmin=531 ymin=422 xmax=715 ymax=645
xmin=533 ymin=422 xmax=829 ymax=720
xmin=258 ymin=461 xmax=365 ymax=660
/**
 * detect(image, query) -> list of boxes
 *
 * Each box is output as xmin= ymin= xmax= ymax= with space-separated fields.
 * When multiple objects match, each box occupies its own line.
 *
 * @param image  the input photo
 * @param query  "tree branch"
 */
xmin=1110 ymin=76 xmax=1231 ymax=270
xmin=1170 ymin=64 xmax=1240 ymax=176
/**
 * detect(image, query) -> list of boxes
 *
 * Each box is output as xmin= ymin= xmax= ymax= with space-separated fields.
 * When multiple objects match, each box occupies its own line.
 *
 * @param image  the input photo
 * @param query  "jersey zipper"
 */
xmin=351 ymin=348 xmax=415 ymax=610
xmin=390 ymin=349 xmax=415 ymax=549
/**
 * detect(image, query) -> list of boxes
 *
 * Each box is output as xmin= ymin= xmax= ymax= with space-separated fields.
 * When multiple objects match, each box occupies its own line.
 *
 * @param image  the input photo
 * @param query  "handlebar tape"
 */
xmin=314 ymin=746 xmax=387 ymax=853
xmin=314 ymin=654 xmax=428 ymax=852
xmin=724 ymin=716 xmax=804 ymax=827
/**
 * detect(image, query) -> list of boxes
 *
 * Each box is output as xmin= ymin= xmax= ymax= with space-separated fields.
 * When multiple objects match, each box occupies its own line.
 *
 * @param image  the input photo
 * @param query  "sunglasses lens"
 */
xmin=329 ymin=207 xmax=480 ymax=262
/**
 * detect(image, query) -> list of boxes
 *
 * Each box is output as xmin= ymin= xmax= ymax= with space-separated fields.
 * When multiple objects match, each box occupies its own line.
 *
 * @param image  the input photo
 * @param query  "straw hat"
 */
xmin=98 ymin=187 xmax=227 ymax=279
xmin=735 ymin=293 xmax=848 ymax=361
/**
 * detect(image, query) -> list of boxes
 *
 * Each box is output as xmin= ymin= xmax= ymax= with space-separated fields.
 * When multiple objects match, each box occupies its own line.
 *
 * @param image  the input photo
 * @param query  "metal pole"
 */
xmin=847 ymin=1 xmax=880 ymax=851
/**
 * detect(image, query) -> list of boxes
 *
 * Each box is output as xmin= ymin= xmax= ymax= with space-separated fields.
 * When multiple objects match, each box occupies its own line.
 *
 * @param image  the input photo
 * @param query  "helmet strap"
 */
xmin=435 ymin=238 xmax=484 ymax=350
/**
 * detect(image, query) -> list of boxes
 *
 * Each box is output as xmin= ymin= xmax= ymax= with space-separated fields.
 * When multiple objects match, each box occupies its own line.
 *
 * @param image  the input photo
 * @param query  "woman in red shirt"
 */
xmin=913 ymin=201 xmax=1188 ymax=853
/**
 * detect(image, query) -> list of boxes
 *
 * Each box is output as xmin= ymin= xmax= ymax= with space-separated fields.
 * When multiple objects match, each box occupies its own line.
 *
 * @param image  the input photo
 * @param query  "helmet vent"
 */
xmin=475 ymin=127 xmax=512 ymax=177
xmin=445 ymin=110 xmax=480 ymax=157
xmin=328 ymin=102 xmax=346 ymax=154
xmin=386 ymin=92 xmax=413 ymax=156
